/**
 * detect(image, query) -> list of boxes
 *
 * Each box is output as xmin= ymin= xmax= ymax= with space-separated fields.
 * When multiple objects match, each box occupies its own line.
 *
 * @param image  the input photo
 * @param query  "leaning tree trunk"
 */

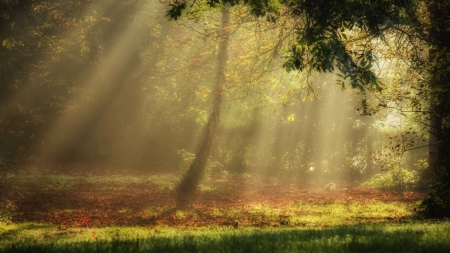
xmin=176 ymin=3 xmax=231 ymax=206
xmin=422 ymin=0 xmax=450 ymax=218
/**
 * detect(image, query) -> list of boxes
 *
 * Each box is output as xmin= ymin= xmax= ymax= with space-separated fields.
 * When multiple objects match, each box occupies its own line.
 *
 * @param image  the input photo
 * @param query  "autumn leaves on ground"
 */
xmin=0 ymin=164 xmax=423 ymax=229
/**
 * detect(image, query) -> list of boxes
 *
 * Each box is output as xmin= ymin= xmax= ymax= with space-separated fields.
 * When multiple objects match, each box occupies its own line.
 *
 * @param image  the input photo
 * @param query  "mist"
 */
xmin=1 ymin=0 xmax=439 ymax=242
xmin=0 ymin=0 xmax=428 ymax=187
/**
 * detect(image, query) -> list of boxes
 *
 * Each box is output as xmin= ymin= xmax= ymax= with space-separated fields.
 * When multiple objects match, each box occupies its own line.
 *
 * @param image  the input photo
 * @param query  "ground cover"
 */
xmin=2 ymin=164 xmax=448 ymax=253
xmin=1 ymin=164 xmax=422 ymax=228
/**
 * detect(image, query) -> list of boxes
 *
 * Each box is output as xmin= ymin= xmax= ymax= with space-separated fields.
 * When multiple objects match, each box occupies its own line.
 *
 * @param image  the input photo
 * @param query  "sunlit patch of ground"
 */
xmin=0 ymin=164 xmax=423 ymax=229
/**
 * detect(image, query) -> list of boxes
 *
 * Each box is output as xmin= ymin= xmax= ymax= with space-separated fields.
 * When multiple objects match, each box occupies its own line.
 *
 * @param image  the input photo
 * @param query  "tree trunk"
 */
xmin=176 ymin=3 xmax=231 ymax=206
xmin=365 ymin=131 xmax=374 ymax=180
xmin=422 ymin=0 xmax=450 ymax=217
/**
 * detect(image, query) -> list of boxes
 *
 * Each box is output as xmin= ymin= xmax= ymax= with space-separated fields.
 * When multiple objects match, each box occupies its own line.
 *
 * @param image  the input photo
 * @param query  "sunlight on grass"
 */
xmin=86 ymin=174 xmax=144 ymax=184
xmin=213 ymin=200 xmax=414 ymax=227
xmin=199 ymin=184 xmax=216 ymax=192
xmin=146 ymin=174 xmax=179 ymax=190
xmin=1 ymin=222 xmax=450 ymax=253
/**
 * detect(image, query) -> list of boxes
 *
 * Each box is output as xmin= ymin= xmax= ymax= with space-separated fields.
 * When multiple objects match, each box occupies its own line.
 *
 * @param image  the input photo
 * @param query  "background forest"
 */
xmin=0 ymin=0 xmax=428 ymax=186
xmin=0 ymin=0 xmax=448 ymax=218
xmin=2 ymin=0 xmax=450 ymax=252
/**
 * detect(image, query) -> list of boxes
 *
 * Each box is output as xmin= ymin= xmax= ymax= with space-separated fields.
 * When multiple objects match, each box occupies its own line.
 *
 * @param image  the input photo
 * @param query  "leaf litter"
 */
xmin=0 ymin=164 xmax=423 ymax=228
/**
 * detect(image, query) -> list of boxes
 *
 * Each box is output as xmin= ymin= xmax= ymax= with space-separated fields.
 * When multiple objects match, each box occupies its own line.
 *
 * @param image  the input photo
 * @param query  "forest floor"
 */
xmin=0 ymin=163 xmax=424 ymax=229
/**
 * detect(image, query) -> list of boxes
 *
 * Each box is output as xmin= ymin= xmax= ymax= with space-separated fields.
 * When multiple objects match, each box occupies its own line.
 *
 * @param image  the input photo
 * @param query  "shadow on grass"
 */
xmin=2 ymin=223 xmax=450 ymax=253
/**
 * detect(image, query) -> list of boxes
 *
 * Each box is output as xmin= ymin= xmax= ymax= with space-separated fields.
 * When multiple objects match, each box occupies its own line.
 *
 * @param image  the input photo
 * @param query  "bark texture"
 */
xmin=423 ymin=0 xmax=450 ymax=217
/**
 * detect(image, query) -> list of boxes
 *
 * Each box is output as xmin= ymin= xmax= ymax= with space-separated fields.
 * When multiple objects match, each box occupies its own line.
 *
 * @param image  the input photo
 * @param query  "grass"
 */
xmin=146 ymin=174 xmax=179 ymax=190
xmin=1 ymin=222 xmax=450 ymax=252
xmin=0 ymin=164 xmax=445 ymax=252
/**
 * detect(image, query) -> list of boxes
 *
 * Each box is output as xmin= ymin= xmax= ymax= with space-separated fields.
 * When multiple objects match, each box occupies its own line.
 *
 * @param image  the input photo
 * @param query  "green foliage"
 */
xmin=362 ymin=167 xmax=419 ymax=191
xmin=146 ymin=174 xmax=179 ymax=190
xmin=166 ymin=2 xmax=187 ymax=20
xmin=416 ymin=161 xmax=450 ymax=218
xmin=176 ymin=149 xmax=224 ymax=181
xmin=0 ymin=207 xmax=12 ymax=224
xmin=414 ymin=159 xmax=429 ymax=171
xmin=418 ymin=185 xmax=450 ymax=218
xmin=206 ymin=160 xmax=224 ymax=173
xmin=177 ymin=149 xmax=196 ymax=171
xmin=166 ymin=0 xmax=413 ymax=90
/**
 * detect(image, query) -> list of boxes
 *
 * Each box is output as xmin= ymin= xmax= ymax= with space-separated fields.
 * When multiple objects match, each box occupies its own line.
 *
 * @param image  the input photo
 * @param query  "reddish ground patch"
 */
xmin=1 ymin=163 xmax=424 ymax=228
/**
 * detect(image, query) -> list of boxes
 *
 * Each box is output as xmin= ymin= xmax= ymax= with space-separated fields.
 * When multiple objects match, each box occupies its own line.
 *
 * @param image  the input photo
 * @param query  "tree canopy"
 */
xmin=168 ymin=0 xmax=413 ymax=90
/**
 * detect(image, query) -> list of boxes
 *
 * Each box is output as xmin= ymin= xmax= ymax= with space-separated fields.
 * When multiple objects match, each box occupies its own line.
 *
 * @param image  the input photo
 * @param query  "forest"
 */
xmin=0 ymin=0 xmax=450 ymax=252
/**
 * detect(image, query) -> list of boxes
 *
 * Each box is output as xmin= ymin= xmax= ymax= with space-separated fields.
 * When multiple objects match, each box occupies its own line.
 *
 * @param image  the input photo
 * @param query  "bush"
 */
xmin=0 ymin=202 xmax=14 ymax=224
xmin=177 ymin=149 xmax=196 ymax=171
xmin=362 ymin=166 xmax=419 ymax=190
xmin=176 ymin=149 xmax=224 ymax=181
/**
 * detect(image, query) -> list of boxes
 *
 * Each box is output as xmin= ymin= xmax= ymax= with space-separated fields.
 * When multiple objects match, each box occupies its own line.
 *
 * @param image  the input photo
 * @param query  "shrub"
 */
xmin=176 ymin=149 xmax=224 ymax=181
xmin=362 ymin=166 xmax=419 ymax=190
xmin=177 ymin=149 xmax=196 ymax=171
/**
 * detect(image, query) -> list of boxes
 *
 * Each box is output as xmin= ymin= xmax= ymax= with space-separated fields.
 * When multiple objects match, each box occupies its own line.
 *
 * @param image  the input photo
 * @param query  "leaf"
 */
xmin=287 ymin=113 xmax=295 ymax=122
xmin=166 ymin=2 xmax=187 ymax=20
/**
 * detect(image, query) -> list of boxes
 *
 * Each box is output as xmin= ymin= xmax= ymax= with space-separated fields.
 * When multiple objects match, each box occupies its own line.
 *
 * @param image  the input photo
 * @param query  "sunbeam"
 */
xmin=2 ymin=1 xmax=447 ymax=250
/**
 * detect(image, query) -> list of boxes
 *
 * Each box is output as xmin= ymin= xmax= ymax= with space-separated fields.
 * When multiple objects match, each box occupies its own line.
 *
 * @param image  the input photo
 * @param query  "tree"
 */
xmin=419 ymin=0 xmax=450 ymax=217
xmin=167 ymin=2 xmax=309 ymax=201
xmin=0 ymin=0 xmax=95 ymax=161
xmin=0 ymin=0 xmax=184 ymax=167
xmin=174 ymin=3 xmax=231 ymax=206
xmin=167 ymin=0 xmax=450 ymax=217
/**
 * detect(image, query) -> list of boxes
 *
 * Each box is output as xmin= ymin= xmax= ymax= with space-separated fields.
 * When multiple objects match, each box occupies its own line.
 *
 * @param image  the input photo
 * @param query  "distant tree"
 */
xmin=0 ymin=0 xmax=93 ymax=160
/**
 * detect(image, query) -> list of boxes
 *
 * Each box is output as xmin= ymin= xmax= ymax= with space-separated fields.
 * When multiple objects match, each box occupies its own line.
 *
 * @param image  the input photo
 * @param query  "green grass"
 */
xmin=86 ymin=174 xmax=151 ymax=184
xmin=202 ymin=200 xmax=414 ymax=227
xmin=1 ymin=167 xmax=81 ymax=192
xmin=1 ymin=222 xmax=450 ymax=252
xmin=146 ymin=174 xmax=179 ymax=190
xmin=1 ymin=165 xmax=442 ymax=252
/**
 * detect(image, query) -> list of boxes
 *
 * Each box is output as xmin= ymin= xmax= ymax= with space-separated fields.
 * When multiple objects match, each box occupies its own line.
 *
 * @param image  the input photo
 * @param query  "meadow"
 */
xmin=1 ymin=164 xmax=449 ymax=253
